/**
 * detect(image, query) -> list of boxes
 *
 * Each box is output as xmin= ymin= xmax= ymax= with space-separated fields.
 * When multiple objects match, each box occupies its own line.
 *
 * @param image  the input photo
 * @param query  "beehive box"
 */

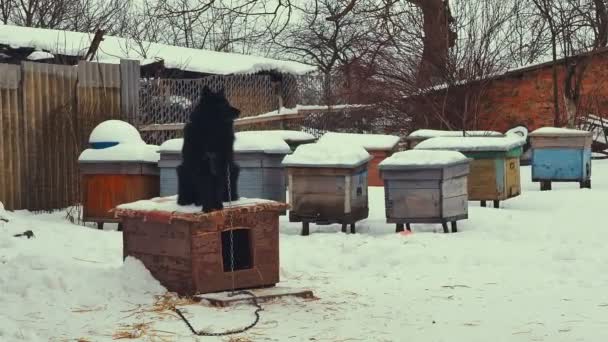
xmin=282 ymin=143 xmax=372 ymax=235
xmin=529 ymin=127 xmax=593 ymax=190
xmin=237 ymin=130 xmax=317 ymax=151
xmin=79 ymin=124 xmax=160 ymax=229
xmin=157 ymin=134 xmax=291 ymax=202
xmin=414 ymin=136 xmax=525 ymax=208
xmin=379 ymin=150 xmax=470 ymax=233
xmin=405 ymin=129 xmax=503 ymax=149
xmin=114 ymin=197 xmax=289 ymax=295
xmin=317 ymin=132 xmax=401 ymax=186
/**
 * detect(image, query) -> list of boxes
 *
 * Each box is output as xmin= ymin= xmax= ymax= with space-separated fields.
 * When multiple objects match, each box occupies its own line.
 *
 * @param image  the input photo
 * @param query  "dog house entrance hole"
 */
xmin=221 ymin=228 xmax=253 ymax=272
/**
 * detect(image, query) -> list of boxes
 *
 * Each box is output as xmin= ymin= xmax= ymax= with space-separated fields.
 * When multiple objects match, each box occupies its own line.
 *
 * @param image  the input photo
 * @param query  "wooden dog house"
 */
xmin=529 ymin=127 xmax=592 ymax=190
xmin=414 ymin=136 xmax=524 ymax=208
xmin=114 ymin=197 xmax=289 ymax=295
xmin=79 ymin=121 xmax=160 ymax=230
xmin=379 ymin=150 xmax=470 ymax=233
xmin=282 ymin=143 xmax=371 ymax=235
xmin=317 ymin=132 xmax=400 ymax=186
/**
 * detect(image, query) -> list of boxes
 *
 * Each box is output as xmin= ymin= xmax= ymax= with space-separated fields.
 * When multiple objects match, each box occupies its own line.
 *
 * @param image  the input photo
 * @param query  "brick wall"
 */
xmin=405 ymin=49 xmax=608 ymax=132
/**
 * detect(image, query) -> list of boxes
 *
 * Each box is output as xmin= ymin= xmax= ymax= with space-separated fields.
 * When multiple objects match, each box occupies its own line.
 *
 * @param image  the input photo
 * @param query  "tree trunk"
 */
xmin=550 ymin=33 xmax=560 ymax=126
xmin=410 ymin=0 xmax=457 ymax=88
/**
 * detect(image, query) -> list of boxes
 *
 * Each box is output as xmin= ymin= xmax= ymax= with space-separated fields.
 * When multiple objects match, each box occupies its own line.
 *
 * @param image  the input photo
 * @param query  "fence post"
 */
xmin=120 ymin=59 xmax=141 ymax=125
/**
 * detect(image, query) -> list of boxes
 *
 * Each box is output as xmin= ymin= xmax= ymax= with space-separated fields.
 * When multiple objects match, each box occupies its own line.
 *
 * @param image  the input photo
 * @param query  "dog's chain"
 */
xmin=226 ymin=164 xmax=236 ymax=294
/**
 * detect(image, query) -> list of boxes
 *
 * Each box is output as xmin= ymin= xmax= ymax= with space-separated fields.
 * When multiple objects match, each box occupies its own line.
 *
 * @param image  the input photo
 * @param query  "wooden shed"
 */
xmin=114 ymin=197 xmax=289 ymax=296
xmin=317 ymin=132 xmax=401 ymax=186
xmin=379 ymin=150 xmax=470 ymax=233
xmin=414 ymin=136 xmax=525 ymax=208
xmin=529 ymin=127 xmax=593 ymax=190
xmin=282 ymin=143 xmax=372 ymax=235
xmin=405 ymin=130 xmax=503 ymax=149
xmin=78 ymin=120 xmax=160 ymax=230
xmin=158 ymin=133 xmax=291 ymax=203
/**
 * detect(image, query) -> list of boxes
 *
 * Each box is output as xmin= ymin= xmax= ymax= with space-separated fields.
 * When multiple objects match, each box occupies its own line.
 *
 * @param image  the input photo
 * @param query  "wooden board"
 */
xmin=504 ymin=157 xmax=521 ymax=198
xmin=197 ymin=286 xmax=316 ymax=307
xmin=530 ymin=135 xmax=592 ymax=149
xmin=467 ymin=159 xmax=499 ymax=200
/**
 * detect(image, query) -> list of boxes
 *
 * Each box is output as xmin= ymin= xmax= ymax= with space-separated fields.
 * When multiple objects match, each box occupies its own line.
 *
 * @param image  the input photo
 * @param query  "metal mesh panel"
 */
xmin=138 ymin=75 xmax=280 ymax=144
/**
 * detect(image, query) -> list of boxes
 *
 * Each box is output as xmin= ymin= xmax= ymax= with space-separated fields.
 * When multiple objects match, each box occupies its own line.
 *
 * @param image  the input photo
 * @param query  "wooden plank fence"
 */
xmin=0 ymin=60 xmax=140 ymax=211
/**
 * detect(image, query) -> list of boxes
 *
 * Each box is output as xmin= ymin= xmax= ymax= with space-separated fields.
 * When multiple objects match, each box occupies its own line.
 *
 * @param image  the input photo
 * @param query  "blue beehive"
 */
xmin=529 ymin=127 xmax=592 ymax=190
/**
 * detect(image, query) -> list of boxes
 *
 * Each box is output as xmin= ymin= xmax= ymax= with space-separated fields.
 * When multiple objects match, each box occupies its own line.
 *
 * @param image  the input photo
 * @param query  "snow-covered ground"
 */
xmin=2 ymin=162 xmax=608 ymax=341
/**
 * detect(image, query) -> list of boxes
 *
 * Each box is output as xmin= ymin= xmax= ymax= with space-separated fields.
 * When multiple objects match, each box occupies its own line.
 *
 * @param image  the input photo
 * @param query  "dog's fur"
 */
xmin=176 ymin=86 xmax=240 ymax=212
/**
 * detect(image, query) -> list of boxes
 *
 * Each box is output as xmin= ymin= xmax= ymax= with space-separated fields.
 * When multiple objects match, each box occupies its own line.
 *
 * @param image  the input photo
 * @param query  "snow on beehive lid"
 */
xmin=157 ymin=133 xmax=291 ymax=155
xmin=89 ymin=120 xmax=144 ymax=144
xmin=317 ymin=132 xmax=400 ymax=151
xmin=379 ymin=150 xmax=469 ymax=169
xmin=234 ymin=132 xmax=291 ymax=154
xmin=158 ymin=138 xmax=183 ymax=153
xmin=78 ymin=143 xmax=160 ymax=163
xmin=282 ymin=142 xmax=371 ymax=168
xmin=237 ymin=130 xmax=316 ymax=143
xmin=414 ymin=136 xmax=525 ymax=152
xmin=406 ymin=129 xmax=504 ymax=139
xmin=529 ymin=127 xmax=592 ymax=137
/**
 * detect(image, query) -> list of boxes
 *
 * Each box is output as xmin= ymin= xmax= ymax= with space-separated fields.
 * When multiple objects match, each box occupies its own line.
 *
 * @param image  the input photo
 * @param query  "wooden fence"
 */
xmin=0 ymin=60 xmax=140 ymax=211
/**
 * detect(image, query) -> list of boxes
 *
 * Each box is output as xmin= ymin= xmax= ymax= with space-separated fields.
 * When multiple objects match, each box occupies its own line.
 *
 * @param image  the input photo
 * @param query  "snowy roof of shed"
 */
xmin=317 ymin=132 xmax=400 ymax=151
xmin=414 ymin=136 xmax=525 ymax=152
xmin=406 ymin=129 xmax=504 ymax=139
xmin=282 ymin=143 xmax=371 ymax=168
xmin=0 ymin=25 xmax=315 ymax=76
xmin=529 ymin=127 xmax=592 ymax=137
xmin=379 ymin=150 xmax=469 ymax=169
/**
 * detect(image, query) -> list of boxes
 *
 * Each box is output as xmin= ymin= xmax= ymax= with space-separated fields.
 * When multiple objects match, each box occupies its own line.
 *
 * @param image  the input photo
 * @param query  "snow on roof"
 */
xmin=282 ymin=143 xmax=371 ymax=168
xmin=26 ymin=51 xmax=54 ymax=60
xmin=379 ymin=150 xmax=469 ymax=168
xmin=407 ymin=129 xmax=504 ymax=139
xmin=414 ymin=136 xmax=525 ymax=152
xmin=0 ymin=25 xmax=315 ymax=76
xmin=237 ymin=130 xmax=316 ymax=143
xmin=78 ymin=143 xmax=160 ymax=163
xmin=89 ymin=120 xmax=144 ymax=144
xmin=317 ymin=132 xmax=400 ymax=151
xmin=157 ymin=133 xmax=291 ymax=154
xmin=116 ymin=195 xmax=273 ymax=213
xmin=530 ymin=127 xmax=592 ymax=137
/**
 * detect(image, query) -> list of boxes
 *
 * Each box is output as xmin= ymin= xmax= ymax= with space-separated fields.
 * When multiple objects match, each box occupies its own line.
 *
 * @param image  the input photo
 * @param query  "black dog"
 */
xmin=177 ymin=86 xmax=240 ymax=212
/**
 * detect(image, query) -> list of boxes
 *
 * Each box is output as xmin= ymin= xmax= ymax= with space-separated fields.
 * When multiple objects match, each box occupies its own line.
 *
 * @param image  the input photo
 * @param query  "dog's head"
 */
xmin=191 ymin=86 xmax=240 ymax=124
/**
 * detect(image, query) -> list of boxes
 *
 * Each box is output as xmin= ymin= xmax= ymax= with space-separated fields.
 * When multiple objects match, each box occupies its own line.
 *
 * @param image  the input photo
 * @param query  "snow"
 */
xmin=0 ymin=25 xmax=315 ymax=76
xmin=317 ymin=132 xmax=401 ymax=150
xmin=237 ymin=130 xmax=316 ymax=143
xmin=117 ymin=195 xmax=273 ymax=213
xmin=234 ymin=132 xmax=291 ymax=154
xmin=88 ymin=120 xmax=144 ymax=144
xmin=505 ymin=126 xmax=529 ymax=140
xmin=282 ymin=143 xmax=371 ymax=167
xmin=79 ymin=143 xmax=160 ymax=163
xmin=407 ymin=129 xmax=504 ymax=139
xmin=530 ymin=127 xmax=592 ymax=136
xmin=414 ymin=136 xmax=525 ymax=152
xmin=157 ymin=133 xmax=292 ymax=154
xmin=379 ymin=150 xmax=469 ymax=168
xmin=158 ymin=138 xmax=183 ymax=153
xmin=5 ymin=161 xmax=608 ymax=341
xmin=26 ymin=51 xmax=54 ymax=60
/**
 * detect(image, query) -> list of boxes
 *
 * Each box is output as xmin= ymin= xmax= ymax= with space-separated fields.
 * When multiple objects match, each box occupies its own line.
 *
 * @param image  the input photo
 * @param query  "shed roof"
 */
xmin=0 ymin=25 xmax=316 ymax=76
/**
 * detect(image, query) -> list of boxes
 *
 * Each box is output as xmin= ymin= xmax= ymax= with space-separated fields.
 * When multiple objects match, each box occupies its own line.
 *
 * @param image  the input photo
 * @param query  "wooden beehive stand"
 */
xmin=114 ymin=197 xmax=289 ymax=296
xmin=528 ymin=128 xmax=593 ymax=191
